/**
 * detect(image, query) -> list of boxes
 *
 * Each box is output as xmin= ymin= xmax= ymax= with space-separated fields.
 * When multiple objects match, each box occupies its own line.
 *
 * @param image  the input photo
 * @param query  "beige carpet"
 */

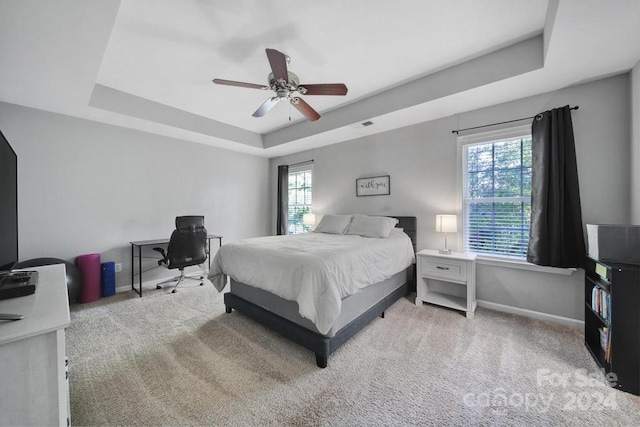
xmin=67 ymin=282 xmax=640 ymax=426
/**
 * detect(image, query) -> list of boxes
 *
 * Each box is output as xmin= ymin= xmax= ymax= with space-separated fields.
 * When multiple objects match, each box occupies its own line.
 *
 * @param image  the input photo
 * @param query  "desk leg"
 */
xmin=137 ymin=245 xmax=143 ymax=297
xmin=131 ymin=244 xmax=142 ymax=297
xmin=130 ymin=244 xmax=134 ymax=292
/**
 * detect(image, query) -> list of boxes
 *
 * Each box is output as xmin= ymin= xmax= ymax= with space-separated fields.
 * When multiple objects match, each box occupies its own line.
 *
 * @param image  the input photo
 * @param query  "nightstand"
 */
xmin=415 ymin=249 xmax=477 ymax=319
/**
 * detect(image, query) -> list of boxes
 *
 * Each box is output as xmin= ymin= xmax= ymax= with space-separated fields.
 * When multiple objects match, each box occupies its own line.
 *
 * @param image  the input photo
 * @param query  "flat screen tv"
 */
xmin=0 ymin=129 xmax=18 ymax=272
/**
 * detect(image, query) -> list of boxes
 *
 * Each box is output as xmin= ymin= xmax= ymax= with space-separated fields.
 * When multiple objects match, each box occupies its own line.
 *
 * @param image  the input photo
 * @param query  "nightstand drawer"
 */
xmin=420 ymin=257 xmax=467 ymax=281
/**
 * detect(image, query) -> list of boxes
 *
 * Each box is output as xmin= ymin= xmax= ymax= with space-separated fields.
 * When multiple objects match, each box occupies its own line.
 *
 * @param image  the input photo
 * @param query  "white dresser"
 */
xmin=0 ymin=264 xmax=70 ymax=426
xmin=415 ymin=249 xmax=477 ymax=319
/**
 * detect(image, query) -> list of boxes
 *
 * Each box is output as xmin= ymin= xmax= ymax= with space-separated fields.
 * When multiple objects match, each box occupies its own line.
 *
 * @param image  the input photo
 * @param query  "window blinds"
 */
xmin=463 ymin=136 xmax=532 ymax=258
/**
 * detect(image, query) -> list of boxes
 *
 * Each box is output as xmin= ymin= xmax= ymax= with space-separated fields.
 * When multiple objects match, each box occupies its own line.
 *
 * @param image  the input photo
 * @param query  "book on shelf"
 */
xmin=598 ymin=326 xmax=612 ymax=363
xmin=591 ymin=285 xmax=611 ymax=324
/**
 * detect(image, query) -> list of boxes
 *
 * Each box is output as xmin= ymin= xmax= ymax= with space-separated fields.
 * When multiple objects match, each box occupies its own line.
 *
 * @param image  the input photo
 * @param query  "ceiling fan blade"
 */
xmin=265 ymin=48 xmax=289 ymax=82
xmin=298 ymin=83 xmax=348 ymax=96
xmin=252 ymin=97 xmax=280 ymax=117
xmin=291 ymin=97 xmax=320 ymax=121
xmin=212 ymin=79 xmax=268 ymax=90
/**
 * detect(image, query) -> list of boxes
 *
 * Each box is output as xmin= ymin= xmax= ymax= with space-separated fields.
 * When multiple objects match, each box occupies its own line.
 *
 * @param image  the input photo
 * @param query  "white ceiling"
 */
xmin=1 ymin=0 xmax=639 ymax=157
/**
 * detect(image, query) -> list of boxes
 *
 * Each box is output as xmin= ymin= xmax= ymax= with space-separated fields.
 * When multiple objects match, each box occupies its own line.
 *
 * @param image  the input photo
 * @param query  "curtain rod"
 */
xmin=289 ymin=159 xmax=314 ymax=167
xmin=451 ymin=106 xmax=579 ymax=135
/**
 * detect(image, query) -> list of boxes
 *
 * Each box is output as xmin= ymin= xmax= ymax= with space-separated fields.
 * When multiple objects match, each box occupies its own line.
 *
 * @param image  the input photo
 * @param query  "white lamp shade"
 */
xmin=435 ymin=214 xmax=457 ymax=233
xmin=303 ymin=213 xmax=316 ymax=226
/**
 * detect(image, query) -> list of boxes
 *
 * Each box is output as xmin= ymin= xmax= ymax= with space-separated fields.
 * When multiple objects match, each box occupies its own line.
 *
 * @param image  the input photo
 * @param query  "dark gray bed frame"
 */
xmin=224 ymin=216 xmax=417 ymax=368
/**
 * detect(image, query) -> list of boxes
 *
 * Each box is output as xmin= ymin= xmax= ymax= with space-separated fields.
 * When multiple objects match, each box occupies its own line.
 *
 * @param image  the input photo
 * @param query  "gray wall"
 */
xmin=0 ymin=102 xmax=270 ymax=289
xmin=269 ymin=74 xmax=633 ymax=322
xmin=631 ymin=60 xmax=640 ymax=224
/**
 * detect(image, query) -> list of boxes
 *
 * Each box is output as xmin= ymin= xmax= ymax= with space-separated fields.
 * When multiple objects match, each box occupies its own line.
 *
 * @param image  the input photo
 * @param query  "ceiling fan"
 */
xmin=213 ymin=48 xmax=348 ymax=122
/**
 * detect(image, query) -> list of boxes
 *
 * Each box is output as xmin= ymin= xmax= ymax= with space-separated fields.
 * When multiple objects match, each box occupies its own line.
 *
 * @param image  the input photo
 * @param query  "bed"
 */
xmin=208 ymin=215 xmax=416 ymax=368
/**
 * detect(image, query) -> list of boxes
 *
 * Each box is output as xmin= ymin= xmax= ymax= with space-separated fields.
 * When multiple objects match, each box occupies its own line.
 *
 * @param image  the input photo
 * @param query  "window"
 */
xmin=461 ymin=126 xmax=532 ymax=258
xmin=288 ymin=164 xmax=313 ymax=234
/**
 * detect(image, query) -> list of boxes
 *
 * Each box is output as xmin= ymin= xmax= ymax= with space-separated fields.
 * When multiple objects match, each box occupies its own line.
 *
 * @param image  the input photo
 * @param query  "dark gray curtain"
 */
xmin=527 ymin=105 xmax=585 ymax=268
xmin=276 ymin=165 xmax=288 ymax=235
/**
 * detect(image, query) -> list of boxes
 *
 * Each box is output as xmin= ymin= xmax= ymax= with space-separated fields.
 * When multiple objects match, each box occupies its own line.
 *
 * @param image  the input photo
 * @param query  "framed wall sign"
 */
xmin=356 ymin=175 xmax=390 ymax=197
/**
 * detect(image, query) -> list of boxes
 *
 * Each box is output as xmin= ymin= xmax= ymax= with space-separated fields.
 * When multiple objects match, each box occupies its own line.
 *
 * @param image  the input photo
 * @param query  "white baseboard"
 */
xmin=115 ymin=285 xmax=130 ymax=293
xmin=477 ymin=300 xmax=584 ymax=329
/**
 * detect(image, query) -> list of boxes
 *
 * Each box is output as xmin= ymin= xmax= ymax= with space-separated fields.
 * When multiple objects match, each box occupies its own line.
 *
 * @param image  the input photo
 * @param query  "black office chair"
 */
xmin=153 ymin=216 xmax=208 ymax=293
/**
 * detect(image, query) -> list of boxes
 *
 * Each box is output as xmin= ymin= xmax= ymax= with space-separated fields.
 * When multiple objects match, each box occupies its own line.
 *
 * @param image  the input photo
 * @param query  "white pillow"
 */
xmin=345 ymin=214 xmax=399 ymax=238
xmin=313 ymin=214 xmax=353 ymax=234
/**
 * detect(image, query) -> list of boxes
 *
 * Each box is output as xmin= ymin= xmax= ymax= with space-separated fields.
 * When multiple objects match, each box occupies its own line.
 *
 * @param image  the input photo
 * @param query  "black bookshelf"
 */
xmin=584 ymin=256 xmax=640 ymax=395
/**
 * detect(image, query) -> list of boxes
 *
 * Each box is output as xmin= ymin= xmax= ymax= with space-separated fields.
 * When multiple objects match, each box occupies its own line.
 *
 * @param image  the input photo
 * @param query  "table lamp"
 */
xmin=303 ymin=213 xmax=316 ymax=228
xmin=435 ymin=214 xmax=457 ymax=254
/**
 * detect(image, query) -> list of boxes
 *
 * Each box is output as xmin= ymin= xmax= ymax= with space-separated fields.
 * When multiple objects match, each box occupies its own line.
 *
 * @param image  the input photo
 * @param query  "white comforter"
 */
xmin=208 ymin=230 xmax=415 ymax=334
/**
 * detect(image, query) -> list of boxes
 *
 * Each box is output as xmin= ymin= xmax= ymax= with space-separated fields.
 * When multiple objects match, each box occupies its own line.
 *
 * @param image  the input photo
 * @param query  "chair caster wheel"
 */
xmin=156 ymin=285 xmax=162 ymax=289
xmin=172 ymin=289 xmax=177 ymax=293
xmin=199 ymin=282 xmax=204 ymax=286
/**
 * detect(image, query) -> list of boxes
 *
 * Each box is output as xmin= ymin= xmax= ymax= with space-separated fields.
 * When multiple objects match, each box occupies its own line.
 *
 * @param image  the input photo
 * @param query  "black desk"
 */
xmin=130 ymin=234 xmax=222 ymax=297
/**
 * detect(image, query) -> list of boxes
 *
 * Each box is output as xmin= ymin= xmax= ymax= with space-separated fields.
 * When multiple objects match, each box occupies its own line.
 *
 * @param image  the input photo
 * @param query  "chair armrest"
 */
xmin=153 ymin=247 xmax=168 ymax=266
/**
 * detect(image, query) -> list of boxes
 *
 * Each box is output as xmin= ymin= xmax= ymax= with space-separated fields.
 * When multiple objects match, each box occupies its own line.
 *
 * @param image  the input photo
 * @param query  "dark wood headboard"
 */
xmin=393 ymin=216 xmax=417 ymax=253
